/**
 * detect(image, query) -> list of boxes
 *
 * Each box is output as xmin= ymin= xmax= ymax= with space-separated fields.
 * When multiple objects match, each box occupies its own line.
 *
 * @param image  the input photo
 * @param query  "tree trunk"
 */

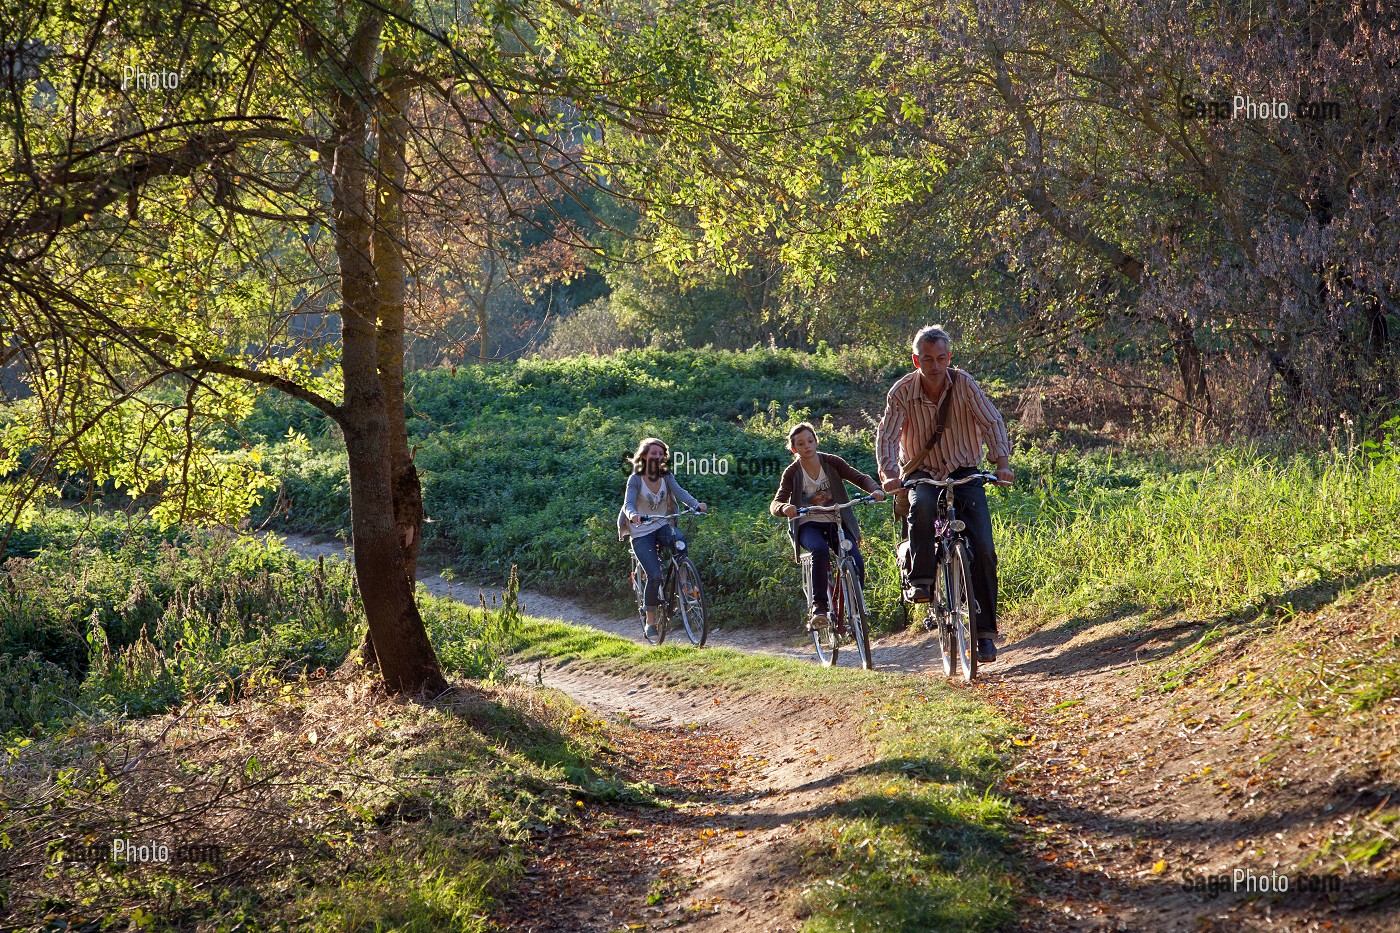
xmin=374 ymin=69 xmax=424 ymax=588
xmin=1247 ymin=334 xmax=1306 ymax=408
xmin=1367 ymin=295 xmax=1391 ymax=359
xmin=1167 ymin=313 xmax=1211 ymax=428
xmin=329 ymin=12 xmax=446 ymax=696
xmin=476 ymin=301 xmax=489 ymax=362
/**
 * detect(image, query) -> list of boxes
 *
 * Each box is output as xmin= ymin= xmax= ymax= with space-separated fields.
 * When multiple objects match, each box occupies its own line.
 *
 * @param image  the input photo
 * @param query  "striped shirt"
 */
xmin=876 ymin=369 xmax=1011 ymax=479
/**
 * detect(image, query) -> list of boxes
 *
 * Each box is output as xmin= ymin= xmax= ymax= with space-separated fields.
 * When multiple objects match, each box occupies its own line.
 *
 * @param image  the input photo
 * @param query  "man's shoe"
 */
xmin=806 ymin=611 xmax=829 ymax=632
xmin=907 ymin=583 xmax=931 ymax=603
xmin=644 ymin=622 xmax=658 ymax=640
xmin=977 ymin=638 xmax=997 ymax=663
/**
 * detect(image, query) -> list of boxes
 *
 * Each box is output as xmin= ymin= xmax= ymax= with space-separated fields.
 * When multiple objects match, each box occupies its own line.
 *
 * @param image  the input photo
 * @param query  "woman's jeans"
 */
xmin=799 ymin=522 xmax=865 ymax=613
xmin=631 ymin=524 xmax=682 ymax=609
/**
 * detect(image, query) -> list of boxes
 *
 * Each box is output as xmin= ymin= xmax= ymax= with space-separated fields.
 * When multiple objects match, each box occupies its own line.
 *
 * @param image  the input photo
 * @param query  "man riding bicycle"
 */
xmin=876 ymin=326 xmax=1014 ymax=663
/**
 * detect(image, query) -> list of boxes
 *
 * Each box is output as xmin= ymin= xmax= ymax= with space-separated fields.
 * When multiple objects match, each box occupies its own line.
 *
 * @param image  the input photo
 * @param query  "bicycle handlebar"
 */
xmin=795 ymin=494 xmax=888 ymax=516
xmin=628 ymin=505 xmax=708 ymax=526
xmin=901 ymin=471 xmax=1007 ymax=489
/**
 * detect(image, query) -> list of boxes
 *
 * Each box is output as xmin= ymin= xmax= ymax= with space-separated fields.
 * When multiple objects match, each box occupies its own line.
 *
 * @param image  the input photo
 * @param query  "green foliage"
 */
xmin=0 ymin=509 xmax=359 ymax=733
xmin=419 ymin=568 xmax=520 ymax=682
xmin=0 ymin=508 xmax=514 ymax=737
xmin=556 ymin=0 xmax=941 ymax=285
xmin=996 ymin=444 xmax=1400 ymax=626
xmin=0 ymin=652 xmax=79 ymax=738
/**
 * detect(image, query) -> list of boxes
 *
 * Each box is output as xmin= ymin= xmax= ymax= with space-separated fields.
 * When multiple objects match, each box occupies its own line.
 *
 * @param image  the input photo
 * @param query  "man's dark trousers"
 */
xmin=907 ymin=467 xmax=999 ymax=637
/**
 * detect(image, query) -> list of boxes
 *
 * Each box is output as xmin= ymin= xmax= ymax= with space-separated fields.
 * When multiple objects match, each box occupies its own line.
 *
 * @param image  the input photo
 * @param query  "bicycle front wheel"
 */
xmin=933 ymin=550 xmax=956 ymax=677
xmin=811 ymin=574 xmax=840 ymax=667
xmin=674 ymin=557 xmax=708 ymax=647
xmin=841 ymin=562 xmax=873 ymax=670
xmin=948 ymin=539 xmax=976 ymax=682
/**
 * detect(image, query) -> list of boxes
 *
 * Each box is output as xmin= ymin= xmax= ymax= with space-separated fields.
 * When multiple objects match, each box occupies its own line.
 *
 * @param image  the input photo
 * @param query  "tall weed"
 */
xmin=996 ymin=445 xmax=1400 ymax=625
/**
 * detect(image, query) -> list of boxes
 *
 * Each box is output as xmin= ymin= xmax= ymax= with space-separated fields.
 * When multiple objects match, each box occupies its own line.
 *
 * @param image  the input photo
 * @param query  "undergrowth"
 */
xmin=0 ymin=508 xmax=513 ymax=739
xmin=237 ymin=349 xmax=1400 ymax=638
xmin=0 ymin=674 xmax=632 ymax=931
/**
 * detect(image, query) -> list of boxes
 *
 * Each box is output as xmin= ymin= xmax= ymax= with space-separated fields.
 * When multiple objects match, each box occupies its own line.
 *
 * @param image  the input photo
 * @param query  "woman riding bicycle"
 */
xmin=769 ymin=422 xmax=885 ymax=631
xmin=617 ymin=437 xmax=708 ymax=640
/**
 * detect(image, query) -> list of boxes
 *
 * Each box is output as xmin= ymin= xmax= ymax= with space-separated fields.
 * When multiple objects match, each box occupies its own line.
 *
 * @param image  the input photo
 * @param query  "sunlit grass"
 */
xmin=994 ymin=447 xmax=1400 ymax=629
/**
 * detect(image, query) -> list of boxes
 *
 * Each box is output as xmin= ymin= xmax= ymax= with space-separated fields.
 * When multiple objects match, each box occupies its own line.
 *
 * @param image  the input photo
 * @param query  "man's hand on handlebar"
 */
xmin=881 ymin=477 xmax=902 ymax=493
xmin=782 ymin=504 xmax=799 ymax=518
xmin=870 ymin=490 xmax=887 ymax=502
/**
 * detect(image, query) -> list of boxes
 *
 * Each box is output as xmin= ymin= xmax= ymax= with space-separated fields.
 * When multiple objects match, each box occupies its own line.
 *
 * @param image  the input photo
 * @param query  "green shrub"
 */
xmin=0 ymin=652 xmax=78 ymax=735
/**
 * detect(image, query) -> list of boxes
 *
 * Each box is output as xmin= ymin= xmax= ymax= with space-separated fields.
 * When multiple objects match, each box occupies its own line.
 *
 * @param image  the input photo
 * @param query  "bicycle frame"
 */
xmin=795 ymin=494 xmax=883 ymax=667
xmin=900 ymin=472 xmax=999 ymax=680
xmin=798 ymin=512 xmax=864 ymax=637
xmin=628 ymin=505 xmax=708 ymax=646
xmin=902 ymin=472 xmax=998 ymax=557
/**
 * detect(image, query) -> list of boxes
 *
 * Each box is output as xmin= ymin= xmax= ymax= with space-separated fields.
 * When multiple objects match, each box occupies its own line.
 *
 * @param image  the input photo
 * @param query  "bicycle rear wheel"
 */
xmin=948 ymin=539 xmax=976 ymax=682
xmin=841 ymin=562 xmax=873 ymax=670
xmin=811 ymin=574 xmax=840 ymax=667
xmin=674 ymin=556 xmax=708 ymax=647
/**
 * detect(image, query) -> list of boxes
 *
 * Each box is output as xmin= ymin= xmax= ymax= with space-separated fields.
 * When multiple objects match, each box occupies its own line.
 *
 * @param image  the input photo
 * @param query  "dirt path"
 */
xmin=275 ymin=533 xmax=879 ymax=930
xmin=275 ymin=533 xmax=1398 ymax=930
xmin=514 ymin=667 xmax=871 ymax=931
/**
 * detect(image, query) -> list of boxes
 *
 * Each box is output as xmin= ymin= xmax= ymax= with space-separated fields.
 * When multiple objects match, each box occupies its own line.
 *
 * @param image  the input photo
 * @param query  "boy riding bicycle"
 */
xmin=769 ymin=422 xmax=886 ymax=631
xmin=876 ymin=326 xmax=1013 ymax=663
